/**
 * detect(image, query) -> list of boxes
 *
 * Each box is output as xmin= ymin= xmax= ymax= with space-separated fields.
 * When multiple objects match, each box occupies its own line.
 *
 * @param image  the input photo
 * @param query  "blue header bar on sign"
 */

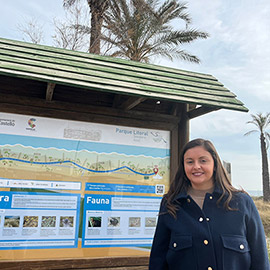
xmin=85 ymin=182 xmax=155 ymax=194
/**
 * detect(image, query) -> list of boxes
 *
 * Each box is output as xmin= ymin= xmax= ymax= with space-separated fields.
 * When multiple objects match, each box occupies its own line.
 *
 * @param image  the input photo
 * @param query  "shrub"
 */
xmin=253 ymin=198 xmax=270 ymax=237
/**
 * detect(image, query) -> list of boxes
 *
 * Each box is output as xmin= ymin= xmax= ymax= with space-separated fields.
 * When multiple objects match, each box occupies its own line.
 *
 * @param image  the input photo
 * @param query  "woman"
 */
xmin=149 ymin=138 xmax=269 ymax=270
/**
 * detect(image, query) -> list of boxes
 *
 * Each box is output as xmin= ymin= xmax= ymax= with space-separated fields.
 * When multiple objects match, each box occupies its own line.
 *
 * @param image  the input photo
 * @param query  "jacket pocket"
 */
xmin=166 ymin=235 xmax=197 ymax=270
xmin=221 ymin=235 xmax=251 ymax=270
xmin=168 ymin=234 xmax=192 ymax=251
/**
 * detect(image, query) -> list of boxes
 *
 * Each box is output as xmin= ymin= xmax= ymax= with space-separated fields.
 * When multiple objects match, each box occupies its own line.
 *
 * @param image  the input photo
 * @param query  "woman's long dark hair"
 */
xmin=165 ymin=138 xmax=243 ymax=218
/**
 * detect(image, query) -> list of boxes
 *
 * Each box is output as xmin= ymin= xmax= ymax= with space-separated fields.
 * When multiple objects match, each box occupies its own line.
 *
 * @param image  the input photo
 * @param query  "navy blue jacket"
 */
xmin=149 ymin=188 xmax=270 ymax=270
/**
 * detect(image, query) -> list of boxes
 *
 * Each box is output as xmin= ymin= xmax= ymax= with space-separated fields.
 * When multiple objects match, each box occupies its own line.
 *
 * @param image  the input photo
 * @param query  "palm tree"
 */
xmin=245 ymin=113 xmax=270 ymax=201
xmin=63 ymin=0 xmax=109 ymax=54
xmin=102 ymin=0 xmax=209 ymax=63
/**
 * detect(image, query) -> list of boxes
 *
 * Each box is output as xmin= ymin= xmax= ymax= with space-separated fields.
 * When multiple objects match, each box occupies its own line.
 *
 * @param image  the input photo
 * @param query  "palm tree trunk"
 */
xmin=260 ymin=134 xmax=270 ymax=201
xmin=88 ymin=0 xmax=108 ymax=54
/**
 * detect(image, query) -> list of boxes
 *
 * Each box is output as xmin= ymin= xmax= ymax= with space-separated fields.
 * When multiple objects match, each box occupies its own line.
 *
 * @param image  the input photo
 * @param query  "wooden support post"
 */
xmin=170 ymin=124 xmax=179 ymax=182
xmin=46 ymin=82 xmax=56 ymax=101
xmin=178 ymin=103 xmax=189 ymax=161
xmin=170 ymin=103 xmax=189 ymax=182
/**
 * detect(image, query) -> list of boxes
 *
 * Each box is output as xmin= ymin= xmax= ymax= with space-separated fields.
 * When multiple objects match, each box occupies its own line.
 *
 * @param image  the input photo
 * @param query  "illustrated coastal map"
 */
xmin=0 ymin=114 xmax=170 ymax=189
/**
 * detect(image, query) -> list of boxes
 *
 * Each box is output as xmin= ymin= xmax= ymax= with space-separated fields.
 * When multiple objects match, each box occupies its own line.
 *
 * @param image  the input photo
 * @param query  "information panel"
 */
xmin=0 ymin=113 xmax=170 ymax=260
xmin=0 ymin=191 xmax=80 ymax=249
xmin=82 ymin=194 xmax=161 ymax=247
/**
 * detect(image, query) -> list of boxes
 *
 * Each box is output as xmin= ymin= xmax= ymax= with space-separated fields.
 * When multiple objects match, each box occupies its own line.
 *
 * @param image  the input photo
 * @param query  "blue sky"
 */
xmin=0 ymin=0 xmax=270 ymax=191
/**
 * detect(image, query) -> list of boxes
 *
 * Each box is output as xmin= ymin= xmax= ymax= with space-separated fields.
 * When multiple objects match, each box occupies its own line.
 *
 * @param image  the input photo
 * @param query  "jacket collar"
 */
xmin=173 ymin=184 xmax=223 ymax=202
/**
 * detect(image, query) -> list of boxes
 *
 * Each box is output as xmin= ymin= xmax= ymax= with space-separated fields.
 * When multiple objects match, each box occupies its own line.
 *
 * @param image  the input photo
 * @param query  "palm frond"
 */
xmin=155 ymin=29 xmax=208 ymax=46
xmin=157 ymin=0 xmax=191 ymax=24
xmin=103 ymin=0 xmax=208 ymax=63
xmin=244 ymin=130 xmax=258 ymax=136
xmin=73 ymin=24 xmax=91 ymax=34
xmin=265 ymin=113 xmax=270 ymax=126
xmin=245 ymin=113 xmax=270 ymax=145
xmin=63 ymin=0 xmax=77 ymax=8
xmin=265 ymin=132 xmax=270 ymax=143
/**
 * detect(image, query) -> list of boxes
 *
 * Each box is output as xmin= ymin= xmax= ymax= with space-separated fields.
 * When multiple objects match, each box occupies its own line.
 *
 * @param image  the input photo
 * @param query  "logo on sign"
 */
xmin=26 ymin=118 xmax=37 ymax=131
xmin=28 ymin=118 xmax=36 ymax=128
xmin=150 ymin=132 xmax=167 ymax=143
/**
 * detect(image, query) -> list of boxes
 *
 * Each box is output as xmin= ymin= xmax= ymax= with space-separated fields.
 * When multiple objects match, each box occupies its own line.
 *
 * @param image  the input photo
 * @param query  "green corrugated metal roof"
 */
xmin=0 ymin=37 xmax=248 ymax=112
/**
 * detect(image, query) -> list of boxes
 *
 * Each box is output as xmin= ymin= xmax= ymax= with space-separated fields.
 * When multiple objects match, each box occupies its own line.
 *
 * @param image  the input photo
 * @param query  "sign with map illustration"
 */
xmin=0 ymin=112 xmax=170 ymax=260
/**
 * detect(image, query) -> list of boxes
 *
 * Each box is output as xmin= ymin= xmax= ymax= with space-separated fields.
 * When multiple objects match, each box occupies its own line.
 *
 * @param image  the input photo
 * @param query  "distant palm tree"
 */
xmin=245 ymin=113 xmax=270 ymax=201
xmin=63 ymin=0 xmax=109 ymax=54
xmin=102 ymin=0 xmax=209 ymax=63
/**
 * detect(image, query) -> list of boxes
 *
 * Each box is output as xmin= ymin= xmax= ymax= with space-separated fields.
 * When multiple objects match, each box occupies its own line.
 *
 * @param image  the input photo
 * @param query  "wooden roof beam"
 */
xmin=46 ymin=82 xmax=56 ymax=101
xmin=170 ymin=103 xmax=197 ymax=116
xmin=188 ymin=103 xmax=197 ymax=111
xmin=119 ymin=96 xmax=147 ymax=110
xmin=112 ymin=94 xmax=122 ymax=108
xmin=187 ymin=105 xmax=220 ymax=119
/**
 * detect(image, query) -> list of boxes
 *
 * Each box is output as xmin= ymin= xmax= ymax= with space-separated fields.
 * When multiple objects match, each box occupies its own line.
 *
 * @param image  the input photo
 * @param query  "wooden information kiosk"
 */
xmin=0 ymin=38 xmax=247 ymax=269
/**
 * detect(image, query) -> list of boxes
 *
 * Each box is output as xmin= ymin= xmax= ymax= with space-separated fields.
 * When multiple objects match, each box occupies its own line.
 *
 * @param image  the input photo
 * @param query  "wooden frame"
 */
xmin=0 ymin=256 xmax=149 ymax=270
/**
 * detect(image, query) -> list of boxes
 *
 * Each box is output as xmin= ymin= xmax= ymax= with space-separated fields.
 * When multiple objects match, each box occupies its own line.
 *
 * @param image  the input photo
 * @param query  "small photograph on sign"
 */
xmin=23 ymin=216 xmax=38 ymax=227
xmin=108 ymin=217 xmax=120 ymax=227
xmin=60 ymin=216 xmax=74 ymax=228
xmin=145 ymin=217 xmax=157 ymax=227
xmin=41 ymin=216 xmax=56 ymax=227
xmin=88 ymin=217 xmax=102 ymax=227
xmin=4 ymin=216 xmax=20 ymax=227
xmin=129 ymin=217 xmax=141 ymax=227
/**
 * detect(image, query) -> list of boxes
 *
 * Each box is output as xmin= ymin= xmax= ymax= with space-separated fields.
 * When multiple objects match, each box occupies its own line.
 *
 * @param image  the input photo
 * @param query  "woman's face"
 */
xmin=183 ymin=146 xmax=215 ymax=190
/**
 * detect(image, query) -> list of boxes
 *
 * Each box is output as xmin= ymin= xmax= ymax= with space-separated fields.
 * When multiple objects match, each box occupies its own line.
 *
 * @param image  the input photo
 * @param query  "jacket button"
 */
xmin=173 ymin=242 xmax=177 ymax=248
xmin=204 ymin=240 xmax=209 ymax=245
xmin=240 ymin=244 xmax=244 ymax=250
xmin=206 ymin=217 xmax=210 ymax=221
xmin=208 ymin=267 xmax=213 ymax=270
xmin=187 ymin=198 xmax=191 ymax=203
xmin=199 ymin=217 xmax=204 ymax=222
xmin=209 ymin=196 xmax=213 ymax=200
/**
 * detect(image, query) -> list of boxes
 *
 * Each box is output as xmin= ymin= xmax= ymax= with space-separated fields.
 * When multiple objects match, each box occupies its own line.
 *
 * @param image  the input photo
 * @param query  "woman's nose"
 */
xmin=193 ymin=161 xmax=201 ymax=169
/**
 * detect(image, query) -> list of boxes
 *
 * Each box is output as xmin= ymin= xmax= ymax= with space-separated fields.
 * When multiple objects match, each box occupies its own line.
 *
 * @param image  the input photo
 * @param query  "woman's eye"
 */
xmin=186 ymin=161 xmax=193 ymax=164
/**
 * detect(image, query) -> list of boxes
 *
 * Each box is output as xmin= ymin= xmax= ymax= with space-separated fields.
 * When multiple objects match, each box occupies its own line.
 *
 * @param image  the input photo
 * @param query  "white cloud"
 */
xmin=166 ymin=0 xmax=270 ymax=109
xmin=190 ymin=110 xmax=250 ymax=137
